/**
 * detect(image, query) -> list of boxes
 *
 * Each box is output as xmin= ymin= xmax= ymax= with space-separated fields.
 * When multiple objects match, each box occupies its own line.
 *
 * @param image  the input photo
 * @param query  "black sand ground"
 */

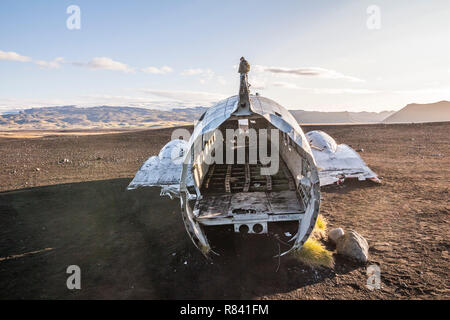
xmin=0 ymin=123 xmax=449 ymax=299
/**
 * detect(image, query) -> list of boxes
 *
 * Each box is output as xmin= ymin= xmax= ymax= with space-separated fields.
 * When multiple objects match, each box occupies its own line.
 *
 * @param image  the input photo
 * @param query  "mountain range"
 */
xmin=0 ymin=106 xmax=207 ymax=130
xmin=290 ymin=110 xmax=394 ymax=124
xmin=0 ymin=100 xmax=448 ymax=130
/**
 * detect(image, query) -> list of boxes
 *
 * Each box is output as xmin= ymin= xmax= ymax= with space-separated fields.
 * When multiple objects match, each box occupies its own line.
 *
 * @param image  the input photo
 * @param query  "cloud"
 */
xmin=0 ymin=93 xmax=223 ymax=111
xmin=181 ymin=68 xmax=213 ymax=76
xmin=273 ymin=82 xmax=379 ymax=94
xmin=0 ymin=50 xmax=32 ymax=62
xmin=181 ymin=68 xmax=216 ymax=84
xmin=33 ymin=57 xmax=65 ymax=69
xmin=257 ymin=65 xmax=364 ymax=82
xmin=0 ymin=97 xmax=73 ymax=110
xmin=73 ymin=57 xmax=134 ymax=73
xmin=141 ymin=66 xmax=173 ymax=74
xmin=249 ymin=78 xmax=268 ymax=90
xmin=78 ymin=94 xmax=185 ymax=108
xmin=0 ymin=50 xmax=64 ymax=69
xmin=273 ymin=82 xmax=301 ymax=89
xmin=140 ymin=89 xmax=227 ymax=103
xmin=393 ymin=86 xmax=450 ymax=95
xmin=217 ymin=76 xmax=227 ymax=85
xmin=313 ymin=88 xmax=379 ymax=94
xmin=0 ymin=50 xmax=180 ymax=76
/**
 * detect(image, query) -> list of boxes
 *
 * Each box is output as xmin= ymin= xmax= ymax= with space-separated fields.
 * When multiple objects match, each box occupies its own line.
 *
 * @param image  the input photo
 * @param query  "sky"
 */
xmin=0 ymin=0 xmax=449 ymax=113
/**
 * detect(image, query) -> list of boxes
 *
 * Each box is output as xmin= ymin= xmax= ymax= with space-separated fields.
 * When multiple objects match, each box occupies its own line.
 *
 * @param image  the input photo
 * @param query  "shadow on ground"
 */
xmin=0 ymin=179 xmax=358 ymax=299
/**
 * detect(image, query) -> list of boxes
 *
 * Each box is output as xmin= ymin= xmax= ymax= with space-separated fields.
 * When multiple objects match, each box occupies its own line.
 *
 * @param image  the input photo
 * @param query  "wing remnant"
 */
xmin=127 ymin=139 xmax=194 ymax=198
xmin=306 ymin=130 xmax=379 ymax=186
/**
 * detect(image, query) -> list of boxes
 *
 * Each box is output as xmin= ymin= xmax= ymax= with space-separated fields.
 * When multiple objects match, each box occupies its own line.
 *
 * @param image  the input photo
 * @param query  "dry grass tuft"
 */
xmin=293 ymin=238 xmax=335 ymax=268
xmin=316 ymin=214 xmax=327 ymax=231
xmin=311 ymin=214 xmax=328 ymax=240
xmin=291 ymin=214 xmax=334 ymax=268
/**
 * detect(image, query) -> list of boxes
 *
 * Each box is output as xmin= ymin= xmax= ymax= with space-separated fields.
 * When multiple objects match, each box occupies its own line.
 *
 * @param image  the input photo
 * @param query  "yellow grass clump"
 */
xmin=316 ymin=214 xmax=327 ymax=230
xmin=311 ymin=214 xmax=328 ymax=240
xmin=293 ymin=238 xmax=335 ymax=268
xmin=291 ymin=214 xmax=334 ymax=268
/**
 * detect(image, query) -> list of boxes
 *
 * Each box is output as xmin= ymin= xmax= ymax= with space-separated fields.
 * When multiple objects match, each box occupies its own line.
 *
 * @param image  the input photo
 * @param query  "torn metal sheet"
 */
xmin=127 ymin=139 xmax=194 ymax=197
xmin=305 ymin=130 xmax=379 ymax=186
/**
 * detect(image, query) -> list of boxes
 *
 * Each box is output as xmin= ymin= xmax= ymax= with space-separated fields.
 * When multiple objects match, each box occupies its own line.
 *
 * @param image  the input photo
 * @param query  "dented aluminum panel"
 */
xmin=127 ymin=139 xmax=194 ymax=198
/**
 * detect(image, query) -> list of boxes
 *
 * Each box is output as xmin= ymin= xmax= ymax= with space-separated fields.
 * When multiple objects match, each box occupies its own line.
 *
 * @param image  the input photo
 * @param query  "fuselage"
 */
xmin=179 ymin=94 xmax=321 ymax=258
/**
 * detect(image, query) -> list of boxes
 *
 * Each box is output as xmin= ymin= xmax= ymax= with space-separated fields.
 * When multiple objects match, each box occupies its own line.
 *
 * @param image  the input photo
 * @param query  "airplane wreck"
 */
xmin=129 ymin=58 xmax=334 ymax=258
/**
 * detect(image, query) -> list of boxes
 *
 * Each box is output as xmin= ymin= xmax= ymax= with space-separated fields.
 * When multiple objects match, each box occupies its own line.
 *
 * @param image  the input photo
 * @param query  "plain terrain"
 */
xmin=0 ymin=122 xmax=449 ymax=299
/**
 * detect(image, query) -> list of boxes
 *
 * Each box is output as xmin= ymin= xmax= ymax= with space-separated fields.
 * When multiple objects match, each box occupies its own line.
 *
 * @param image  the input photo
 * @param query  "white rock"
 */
xmin=336 ymin=230 xmax=369 ymax=263
xmin=328 ymin=228 xmax=345 ymax=244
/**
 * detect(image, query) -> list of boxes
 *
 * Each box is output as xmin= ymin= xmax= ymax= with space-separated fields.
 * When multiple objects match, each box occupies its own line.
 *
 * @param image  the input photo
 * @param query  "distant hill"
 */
xmin=0 ymin=105 xmax=207 ymax=130
xmin=383 ymin=101 xmax=450 ymax=123
xmin=289 ymin=110 xmax=395 ymax=124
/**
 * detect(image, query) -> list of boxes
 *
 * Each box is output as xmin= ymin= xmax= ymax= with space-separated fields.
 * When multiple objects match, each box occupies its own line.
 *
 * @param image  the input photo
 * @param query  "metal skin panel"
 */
xmin=306 ymin=130 xmax=379 ymax=186
xmin=183 ymin=95 xmax=314 ymax=164
xmin=127 ymin=139 xmax=194 ymax=198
